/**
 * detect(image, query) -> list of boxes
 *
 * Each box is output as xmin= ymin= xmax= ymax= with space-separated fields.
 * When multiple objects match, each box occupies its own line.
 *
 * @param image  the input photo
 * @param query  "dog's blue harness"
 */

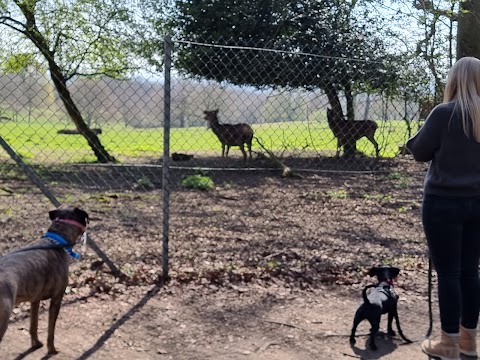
xmin=43 ymin=231 xmax=81 ymax=260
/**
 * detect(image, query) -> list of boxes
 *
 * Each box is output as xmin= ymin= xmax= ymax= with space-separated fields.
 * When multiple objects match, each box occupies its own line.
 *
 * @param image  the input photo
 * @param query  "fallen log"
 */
xmin=255 ymin=137 xmax=302 ymax=178
xmin=58 ymin=128 xmax=102 ymax=135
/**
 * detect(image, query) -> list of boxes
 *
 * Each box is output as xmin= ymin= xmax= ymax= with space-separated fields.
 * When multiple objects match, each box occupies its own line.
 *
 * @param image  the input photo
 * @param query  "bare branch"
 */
xmin=0 ymin=15 xmax=27 ymax=33
xmin=414 ymin=0 xmax=458 ymax=21
xmin=52 ymin=31 xmax=64 ymax=55
xmin=68 ymin=11 xmax=122 ymax=78
xmin=68 ymin=67 xmax=134 ymax=81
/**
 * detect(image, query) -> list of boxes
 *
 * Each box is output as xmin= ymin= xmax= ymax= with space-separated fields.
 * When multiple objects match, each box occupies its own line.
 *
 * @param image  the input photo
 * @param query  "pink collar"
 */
xmin=54 ymin=218 xmax=87 ymax=232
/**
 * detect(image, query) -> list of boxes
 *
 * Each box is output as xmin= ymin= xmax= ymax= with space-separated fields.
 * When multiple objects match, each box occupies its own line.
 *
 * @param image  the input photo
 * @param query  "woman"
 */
xmin=407 ymin=56 xmax=480 ymax=360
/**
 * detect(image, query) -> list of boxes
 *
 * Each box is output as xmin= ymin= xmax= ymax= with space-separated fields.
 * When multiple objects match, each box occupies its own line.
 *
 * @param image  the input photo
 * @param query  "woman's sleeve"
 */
xmin=406 ymin=106 xmax=445 ymax=162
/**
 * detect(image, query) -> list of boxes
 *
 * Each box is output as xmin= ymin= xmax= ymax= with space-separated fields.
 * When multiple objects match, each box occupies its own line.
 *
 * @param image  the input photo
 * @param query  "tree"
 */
xmin=166 ymin=0 xmax=395 ymax=120
xmin=456 ymin=0 xmax=480 ymax=59
xmin=161 ymin=0 xmax=399 ymax=156
xmin=414 ymin=0 xmax=480 ymax=60
xmin=411 ymin=0 xmax=480 ymax=103
xmin=0 ymin=0 xmax=146 ymax=163
xmin=409 ymin=0 xmax=455 ymax=103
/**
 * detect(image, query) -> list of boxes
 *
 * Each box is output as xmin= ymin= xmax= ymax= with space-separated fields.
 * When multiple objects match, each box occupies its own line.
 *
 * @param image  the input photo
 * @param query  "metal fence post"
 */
xmin=162 ymin=35 xmax=172 ymax=280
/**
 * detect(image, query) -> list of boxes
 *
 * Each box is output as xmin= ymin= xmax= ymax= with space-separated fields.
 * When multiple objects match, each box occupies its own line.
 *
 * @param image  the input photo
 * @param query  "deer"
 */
xmin=326 ymin=108 xmax=380 ymax=158
xmin=203 ymin=109 xmax=254 ymax=163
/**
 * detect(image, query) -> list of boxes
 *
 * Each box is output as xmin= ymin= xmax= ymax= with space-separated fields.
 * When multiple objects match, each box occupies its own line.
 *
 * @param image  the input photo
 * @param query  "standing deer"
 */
xmin=203 ymin=109 xmax=254 ymax=162
xmin=326 ymin=108 xmax=380 ymax=158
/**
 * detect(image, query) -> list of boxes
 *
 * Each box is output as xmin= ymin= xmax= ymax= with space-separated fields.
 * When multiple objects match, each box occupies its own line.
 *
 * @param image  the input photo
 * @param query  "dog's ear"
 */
xmin=368 ymin=267 xmax=378 ymax=277
xmin=49 ymin=209 xmax=59 ymax=221
xmin=73 ymin=208 xmax=89 ymax=226
xmin=391 ymin=267 xmax=400 ymax=278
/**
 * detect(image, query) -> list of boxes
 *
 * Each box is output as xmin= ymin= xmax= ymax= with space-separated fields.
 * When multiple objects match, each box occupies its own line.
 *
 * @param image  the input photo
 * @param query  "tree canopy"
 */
xmin=0 ymin=0 xmax=149 ymax=162
xmin=166 ymin=0 xmax=400 ymax=118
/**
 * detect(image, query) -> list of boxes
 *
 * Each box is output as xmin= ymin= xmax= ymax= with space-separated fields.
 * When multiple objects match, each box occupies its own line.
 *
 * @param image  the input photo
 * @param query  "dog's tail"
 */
xmin=362 ymin=284 xmax=376 ymax=304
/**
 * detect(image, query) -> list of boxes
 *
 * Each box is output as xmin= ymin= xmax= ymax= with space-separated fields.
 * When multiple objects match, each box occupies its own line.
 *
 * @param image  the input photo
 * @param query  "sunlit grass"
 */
xmin=0 ymin=116 xmax=414 ymax=163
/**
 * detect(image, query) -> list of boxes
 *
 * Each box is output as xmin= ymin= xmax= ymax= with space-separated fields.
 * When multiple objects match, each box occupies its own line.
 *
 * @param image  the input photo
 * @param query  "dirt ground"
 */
xmin=0 ymin=156 xmax=473 ymax=359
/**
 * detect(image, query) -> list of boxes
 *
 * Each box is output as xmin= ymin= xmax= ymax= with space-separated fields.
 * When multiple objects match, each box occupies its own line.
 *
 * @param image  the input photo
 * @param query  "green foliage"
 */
xmin=0 ymin=0 xmax=153 ymax=163
xmin=389 ymin=172 xmax=411 ymax=189
xmin=0 ymin=0 xmax=141 ymax=79
xmin=2 ymin=53 xmax=43 ymax=73
xmin=266 ymin=260 xmax=279 ymax=270
xmin=363 ymin=193 xmax=393 ymax=202
xmin=136 ymin=176 xmax=155 ymax=190
xmin=167 ymin=0 xmax=398 ymax=95
xmin=397 ymin=206 xmax=408 ymax=213
xmin=181 ymin=174 xmax=215 ymax=191
xmin=222 ymin=181 xmax=232 ymax=189
xmin=326 ymin=189 xmax=348 ymax=199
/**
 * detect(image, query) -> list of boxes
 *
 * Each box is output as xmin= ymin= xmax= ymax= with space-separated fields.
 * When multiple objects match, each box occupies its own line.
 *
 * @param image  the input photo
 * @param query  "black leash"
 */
xmin=426 ymin=256 xmax=433 ymax=338
xmin=394 ymin=256 xmax=433 ymax=345
xmin=406 ymin=256 xmax=433 ymax=343
xmin=10 ymin=243 xmax=69 ymax=254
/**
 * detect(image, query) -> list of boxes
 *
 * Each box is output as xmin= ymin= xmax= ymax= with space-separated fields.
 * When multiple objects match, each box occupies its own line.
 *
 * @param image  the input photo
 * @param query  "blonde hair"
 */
xmin=444 ymin=56 xmax=480 ymax=141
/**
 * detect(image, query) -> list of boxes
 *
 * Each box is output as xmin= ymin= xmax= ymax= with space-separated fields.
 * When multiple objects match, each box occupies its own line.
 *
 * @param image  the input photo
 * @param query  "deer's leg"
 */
xmin=239 ymin=144 xmax=247 ymax=163
xmin=247 ymin=141 xmax=253 ymax=161
xmin=336 ymin=139 xmax=341 ymax=158
xmin=368 ymin=135 xmax=380 ymax=158
xmin=221 ymin=144 xmax=226 ymax=157
xmin=225 ymin=145 xmax=231 ymax=157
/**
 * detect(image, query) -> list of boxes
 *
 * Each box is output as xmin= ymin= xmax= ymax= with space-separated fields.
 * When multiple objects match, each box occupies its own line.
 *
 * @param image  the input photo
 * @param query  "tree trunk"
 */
xmin=49 ymin=64 xmax=116 ymax=163
xmin=363 ymin=93 xmax=371 ymax=120
xmin=17 ymin=3 xmax=116 ymax=163
xmin=323 ymin=81 xmax=356 ymax=157
xmin=345 ymin=82 xmax=355 ymax=121
xmin=457 ymin=0 xmax=480 ymax=60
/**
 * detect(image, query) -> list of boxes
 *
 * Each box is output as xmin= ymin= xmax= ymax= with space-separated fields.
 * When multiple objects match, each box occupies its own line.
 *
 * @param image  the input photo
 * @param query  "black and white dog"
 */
xmin=349 ymin=265 xmax=411 ymax=350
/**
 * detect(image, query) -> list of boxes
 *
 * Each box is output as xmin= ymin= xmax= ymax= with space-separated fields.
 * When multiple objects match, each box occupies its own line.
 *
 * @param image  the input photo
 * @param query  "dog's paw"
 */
xmin=31 ymin=339 xmax=43 ymax=350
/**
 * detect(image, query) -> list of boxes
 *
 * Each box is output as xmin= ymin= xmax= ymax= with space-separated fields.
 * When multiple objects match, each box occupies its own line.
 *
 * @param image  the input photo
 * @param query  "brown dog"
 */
xmin=0 ymin=205 xmax=89 ymax=354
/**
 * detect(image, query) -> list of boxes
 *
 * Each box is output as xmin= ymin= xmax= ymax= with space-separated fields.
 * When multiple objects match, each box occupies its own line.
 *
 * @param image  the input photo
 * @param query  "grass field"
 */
xmin=0 ymin=116 xmax=416 ymax=164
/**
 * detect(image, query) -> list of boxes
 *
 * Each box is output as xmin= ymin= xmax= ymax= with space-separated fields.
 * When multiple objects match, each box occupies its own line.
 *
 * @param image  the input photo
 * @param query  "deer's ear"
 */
xmin=214 ymin=109 xmax=219 ymax=113
xmin=203 ymin=110 xmax=207 ymax=114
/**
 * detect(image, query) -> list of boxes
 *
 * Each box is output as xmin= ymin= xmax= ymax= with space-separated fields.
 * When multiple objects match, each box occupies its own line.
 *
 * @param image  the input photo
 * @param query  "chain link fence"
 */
xmin=165 ymin=38 xmax=425 ymax=171
xmin=0 ymin=38 xmax=426 ymax=172
xmin=0 ymin=37 xmax=433 ymax=336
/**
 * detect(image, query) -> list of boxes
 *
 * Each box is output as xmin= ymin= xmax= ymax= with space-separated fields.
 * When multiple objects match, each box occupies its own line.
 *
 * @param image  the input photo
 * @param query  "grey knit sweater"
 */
xmin=406 ymin=100 xmax=480 ymax=196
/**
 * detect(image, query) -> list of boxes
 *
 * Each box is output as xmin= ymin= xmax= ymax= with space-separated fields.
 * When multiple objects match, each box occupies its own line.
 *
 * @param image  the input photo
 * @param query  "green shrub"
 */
xmin=181 ymin=174 xmax=214 ymax=191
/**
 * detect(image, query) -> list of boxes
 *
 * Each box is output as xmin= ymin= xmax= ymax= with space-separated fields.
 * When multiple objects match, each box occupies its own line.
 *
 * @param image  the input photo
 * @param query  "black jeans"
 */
xmin=422 ymin=194 xmax=480 ymax=333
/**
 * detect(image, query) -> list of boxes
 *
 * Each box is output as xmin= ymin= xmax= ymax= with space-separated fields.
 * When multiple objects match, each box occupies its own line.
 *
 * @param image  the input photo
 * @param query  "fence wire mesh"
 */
xmin=166 ymin=37 xmax=425 ymax=171
xmin=0 ymin=37 xmax=435 ymax=340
